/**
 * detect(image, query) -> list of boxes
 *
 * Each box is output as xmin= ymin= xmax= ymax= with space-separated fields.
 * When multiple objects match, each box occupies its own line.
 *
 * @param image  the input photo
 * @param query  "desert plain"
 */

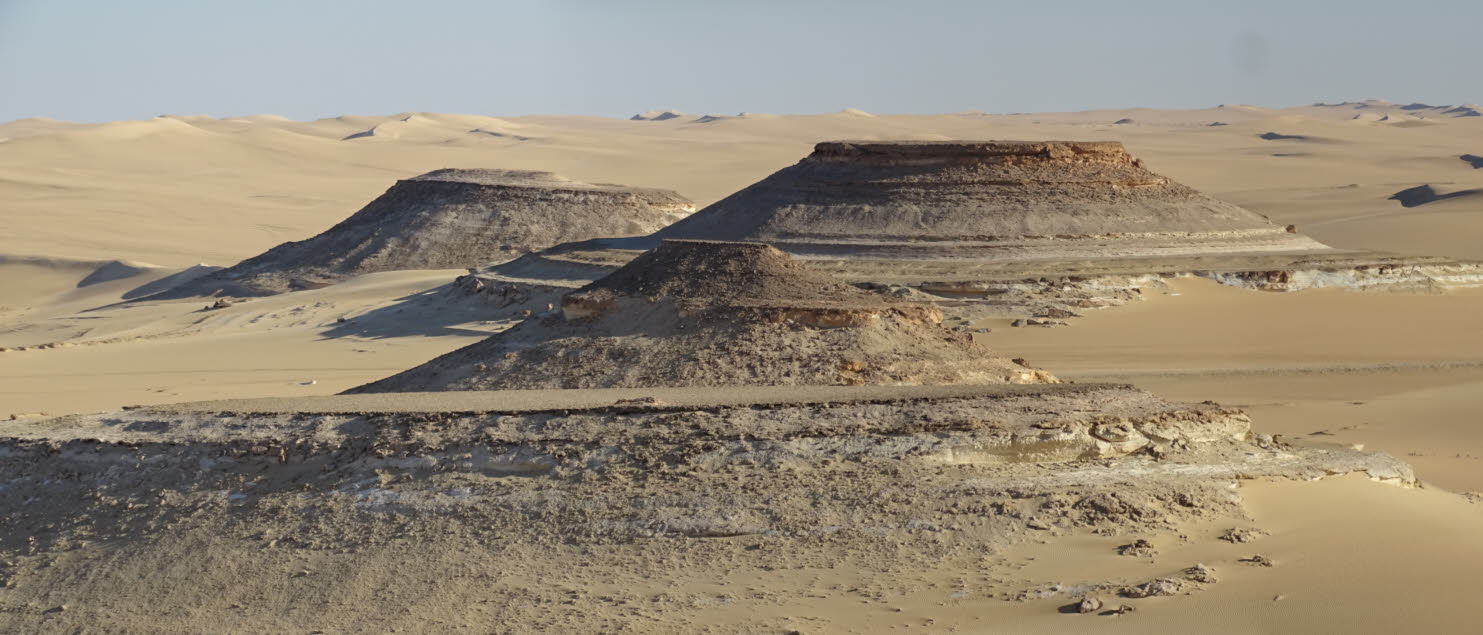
xmin=3 ymin=101 xmax=1483 ymax=632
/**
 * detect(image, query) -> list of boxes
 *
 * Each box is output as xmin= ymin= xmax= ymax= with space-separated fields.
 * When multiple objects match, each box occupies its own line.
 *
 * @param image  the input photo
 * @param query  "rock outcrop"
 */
xmin=651 ymin=140 xmax=1329 ymax=260
xmin=151 ymin=169 xmax=694 ymax=297
xmin=349 ymin=240 xmax=1052 ymax=392
xmin=0 ymin=382 xmax=1411 ymax=631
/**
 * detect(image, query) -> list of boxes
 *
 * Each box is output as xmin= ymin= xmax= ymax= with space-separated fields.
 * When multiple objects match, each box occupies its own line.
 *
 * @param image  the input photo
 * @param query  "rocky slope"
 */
xmin=350 ymin=240 xmax=1052 ymax=392
xmin=653 ymin=140 xmax=1329 ymax=259
xmin=0 ymin=385 xmax=1409 ymax=632
xmin=150 ymin=169 xmax=693 ymax=297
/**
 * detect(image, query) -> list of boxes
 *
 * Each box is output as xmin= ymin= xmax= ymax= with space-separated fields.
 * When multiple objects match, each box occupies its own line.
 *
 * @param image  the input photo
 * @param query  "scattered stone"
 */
xmin=1091 ymin=421 xmax=1139 ymax=443
xmin=613 ymin=397 xmax=665 ymax=407
xmin=1121 ymin=578 xmax=1186 ymax=598
xmin=1078 ymin=595 xmax=1103 ymax=613
xmin=1011 ymin=358 xmax=1031 ymax=368
xmin=1285 ymin=224 xmax=1298 ymax=233
xmin=1011 ymin=319 xmax=1027 ymax=327
xmin=1220 ymin=528 xmax=1267 ymax=543
xmin=1254 ymin=433 xmax=1280 ymax=449
xmin=1240 ymin=554 xmax=1274 ymax=567
xmin=1114 ymin=604 xmax=1136 ymax=615
xmin=1036 ymin=307 xmax=1081 ymax=319
xmin=1184 ymin=563 xmax=1217 ymax=583
xmin=1117 ymin=539 xmax=1157 ymax=557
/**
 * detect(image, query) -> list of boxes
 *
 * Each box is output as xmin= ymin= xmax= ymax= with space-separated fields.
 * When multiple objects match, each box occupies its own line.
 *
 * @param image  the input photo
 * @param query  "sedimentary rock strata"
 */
xmin=152 ymin=169 xmax=693 ymax=297
xmin=466 ymin=140 xmax=1483 ymax=307
xmin=0 ymin=384 xmax=1409 ymax=631
xmin=350 ymin=240 xmax=1050 ymax=392
xmin=653 ymin=140 xmax=1329 ymax=259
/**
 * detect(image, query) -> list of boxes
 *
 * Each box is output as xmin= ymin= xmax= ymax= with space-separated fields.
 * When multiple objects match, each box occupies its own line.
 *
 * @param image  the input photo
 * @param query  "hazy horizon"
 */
xmin=1 ymin=0 xmax=1478 ymax=123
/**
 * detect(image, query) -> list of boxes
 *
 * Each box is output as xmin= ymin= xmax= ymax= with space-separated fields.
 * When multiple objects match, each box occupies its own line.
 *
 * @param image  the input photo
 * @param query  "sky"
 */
xmin=0 ymin=0 xmax=1478 ymax=123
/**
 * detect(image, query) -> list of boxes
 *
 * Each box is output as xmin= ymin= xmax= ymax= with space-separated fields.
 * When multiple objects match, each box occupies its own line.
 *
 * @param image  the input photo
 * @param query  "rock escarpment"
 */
xmin=653 ymin=140 xmax=1328 ymax=259
xmin=350 ymin=240 xmax=1052 ymax=392
xmin=0 ymin=384 xmax=1411 ymax=631
xmin=153 ymin=169 xmax=693 ymax=297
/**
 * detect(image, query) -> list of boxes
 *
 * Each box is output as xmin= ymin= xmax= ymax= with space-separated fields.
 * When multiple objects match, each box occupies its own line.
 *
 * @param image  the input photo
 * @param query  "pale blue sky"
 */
xmin=0 ymin=0 xmax=1477 ymax=122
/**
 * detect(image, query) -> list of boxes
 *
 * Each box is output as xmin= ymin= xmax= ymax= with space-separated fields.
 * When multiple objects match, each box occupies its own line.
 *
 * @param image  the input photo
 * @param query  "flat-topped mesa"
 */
xmin=349 ymin=240 xmax=1050 ymax=393
xmin=148 ymin=169 xmax=694 ymax=298
xmin=559 ymin=240 xmax=919 ymax=323
xmin=808 ymin=139 xmax=1136 ymax=165
xmin=653 ymin=140 xmax=1330 ymax=259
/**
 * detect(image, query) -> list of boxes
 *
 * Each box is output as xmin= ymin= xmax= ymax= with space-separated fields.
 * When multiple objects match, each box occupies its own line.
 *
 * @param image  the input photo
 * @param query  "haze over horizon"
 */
xmin=1 ymin=0 xmax=1479 ymax=123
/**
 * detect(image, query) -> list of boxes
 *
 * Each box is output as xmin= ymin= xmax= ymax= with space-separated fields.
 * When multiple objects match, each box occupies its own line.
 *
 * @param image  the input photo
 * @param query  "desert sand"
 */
xmin=3 ymin=101 xmax=1483 ymax=632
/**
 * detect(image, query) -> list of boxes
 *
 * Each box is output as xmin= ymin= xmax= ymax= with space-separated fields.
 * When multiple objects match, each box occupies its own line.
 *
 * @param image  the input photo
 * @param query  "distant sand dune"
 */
xmin=55 ymin=116 xmax=210 ymax=142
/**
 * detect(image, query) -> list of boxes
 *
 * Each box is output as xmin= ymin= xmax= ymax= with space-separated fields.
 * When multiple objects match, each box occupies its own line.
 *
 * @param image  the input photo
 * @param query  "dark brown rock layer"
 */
xmin=652 ymin=140 xmax=1328 ymax=259
xmin=350 ymin=240 xmax=1051 ymax=392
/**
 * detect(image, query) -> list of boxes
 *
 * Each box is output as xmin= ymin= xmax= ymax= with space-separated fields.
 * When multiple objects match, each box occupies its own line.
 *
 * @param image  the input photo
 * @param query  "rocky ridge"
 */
xmin=652 ymin=140 xmax=1329 ymax=258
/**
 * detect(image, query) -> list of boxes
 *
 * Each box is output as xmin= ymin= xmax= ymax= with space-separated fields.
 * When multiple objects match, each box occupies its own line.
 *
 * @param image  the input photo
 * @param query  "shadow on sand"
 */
xmin=317 ymin=285 xmax=500 ymax=340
